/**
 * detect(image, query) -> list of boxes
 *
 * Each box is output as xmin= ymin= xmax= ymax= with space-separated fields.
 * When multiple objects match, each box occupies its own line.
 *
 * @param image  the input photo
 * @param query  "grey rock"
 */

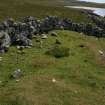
xmin=11 ymin=69 xmax=22 ymax=79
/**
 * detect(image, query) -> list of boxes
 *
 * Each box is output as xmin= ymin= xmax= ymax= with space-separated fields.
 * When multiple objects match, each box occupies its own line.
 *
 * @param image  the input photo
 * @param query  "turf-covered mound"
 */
xmin=46 ymin=45 xmax=70 ymax=58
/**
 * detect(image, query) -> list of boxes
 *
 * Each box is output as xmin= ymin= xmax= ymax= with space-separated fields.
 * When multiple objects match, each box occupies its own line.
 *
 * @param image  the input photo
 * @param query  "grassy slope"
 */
xmin=0 ymin=30 xmax=105 ymax=105
xmin=0 ymin=0 xmax=105 ymax=105
xmin=0 ymin=0 xmax=91 ymax=23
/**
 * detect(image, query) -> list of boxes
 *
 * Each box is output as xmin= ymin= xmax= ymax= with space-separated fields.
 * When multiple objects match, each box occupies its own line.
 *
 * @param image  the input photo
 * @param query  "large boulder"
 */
xmin=0 ymin=31 xmax=11 ymax=52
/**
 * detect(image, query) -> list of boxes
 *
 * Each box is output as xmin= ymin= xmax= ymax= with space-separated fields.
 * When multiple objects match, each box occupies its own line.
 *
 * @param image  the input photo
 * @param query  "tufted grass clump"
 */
xmin=46 ymin=45 xmax=70 ymax=58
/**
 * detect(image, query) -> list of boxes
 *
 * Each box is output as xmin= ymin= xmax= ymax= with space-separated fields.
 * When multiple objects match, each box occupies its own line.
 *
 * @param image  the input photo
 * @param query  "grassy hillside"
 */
xmin=0 ymin=0 xmax=92 ymax=23
xmin=0 ymin=0 xmax=105 ymax=105
xmin=0 ymin=30 xmax=105 ymax=105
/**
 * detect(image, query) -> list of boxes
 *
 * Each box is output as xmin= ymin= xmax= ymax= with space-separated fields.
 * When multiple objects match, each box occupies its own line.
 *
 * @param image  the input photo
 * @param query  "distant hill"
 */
xmin=0 ymin=0 xmax=91 ymax=23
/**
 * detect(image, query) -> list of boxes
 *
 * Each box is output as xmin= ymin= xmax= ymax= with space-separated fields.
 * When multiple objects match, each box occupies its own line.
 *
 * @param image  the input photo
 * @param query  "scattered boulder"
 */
xmin=17 ymin=46 xmax=25 ymax=54
xmin=41 ymin=34 xmax=48 ymax=39
xmin=51 ymin=32 xmax=58 ymax=37
xmin=17 ymin=46 xmax=24 ymax=50
xmin=0 ymin=15 xmax=105 ymax=53
xmin=10 ymin=69 xmax=23 ymax=80
xmin=99 ymin=50 xmax=104 ymax=55
xmin=0 ymin=31 xmax=11 ymax=53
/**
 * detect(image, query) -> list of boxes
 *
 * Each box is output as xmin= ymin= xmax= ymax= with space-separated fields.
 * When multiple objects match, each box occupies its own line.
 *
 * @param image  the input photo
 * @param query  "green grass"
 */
xmin=0 ymin=0 xmax=105 ymax=105
xmin=0 ymin=0 xmax=92 ymax=23
xmin=0 ymin=0 xmax=104 ymax=22
xmin=0 ymin=30 xmax=105 ymax=105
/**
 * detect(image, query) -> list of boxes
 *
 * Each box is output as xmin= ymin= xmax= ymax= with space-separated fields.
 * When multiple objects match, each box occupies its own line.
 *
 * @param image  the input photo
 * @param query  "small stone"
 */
xmin=17 ymin=46 xmax=21 ymax=49
xmin=99 ymin=50 xmax=104 ymax=55
xmin=16 ymin=79 xmax=20 ymax=82
xmin=52 ymin=78 xmax=56 ymax=83
xmin=51 ymin=32 xmax=58 ymax=37
xmin=25 ymin=46 xmax=32 ymax=48
xmin=41 ymin=34 xmax=48 ymax=39
xmin=80 ymin=32 xmax=83 ymax=35
xmin=11 ymin=69 xmax=22 ymax=79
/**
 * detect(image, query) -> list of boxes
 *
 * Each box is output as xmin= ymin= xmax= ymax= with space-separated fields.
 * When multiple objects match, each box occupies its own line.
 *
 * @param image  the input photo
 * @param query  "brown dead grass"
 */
xmin=0 ymin=74 xmax=105 ymax=105
xmin=85 ymin=41 xmax=105 ymax=66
